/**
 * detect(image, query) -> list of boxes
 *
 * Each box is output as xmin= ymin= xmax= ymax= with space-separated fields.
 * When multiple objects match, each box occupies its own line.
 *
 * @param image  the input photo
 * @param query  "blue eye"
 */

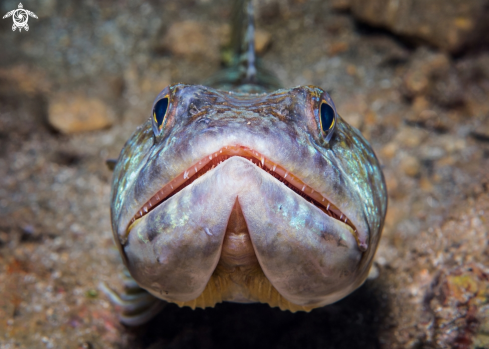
xmin=320 ymin=101 xmax=336 ymax=142
xmin=152 ymin=97 xmax=169 ymax=135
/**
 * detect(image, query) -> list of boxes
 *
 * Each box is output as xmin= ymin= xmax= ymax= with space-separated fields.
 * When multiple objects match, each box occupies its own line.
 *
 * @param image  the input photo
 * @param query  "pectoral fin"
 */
xmin=106 ymin=158 xmax=118 ymax=171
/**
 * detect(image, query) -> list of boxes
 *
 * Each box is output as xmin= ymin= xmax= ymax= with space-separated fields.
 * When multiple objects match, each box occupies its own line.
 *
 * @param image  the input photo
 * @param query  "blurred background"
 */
xmin=0 ymin=0 xmax=488 ymax=348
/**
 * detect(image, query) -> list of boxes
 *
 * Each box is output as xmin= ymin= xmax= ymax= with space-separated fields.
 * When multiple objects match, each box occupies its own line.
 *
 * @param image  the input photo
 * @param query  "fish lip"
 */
xmin=124 ymin=145 xmax=366 ymax=250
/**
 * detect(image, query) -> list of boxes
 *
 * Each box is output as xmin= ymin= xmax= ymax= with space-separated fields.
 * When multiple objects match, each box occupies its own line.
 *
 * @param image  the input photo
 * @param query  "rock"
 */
xmin=380 ymin=142 xmax=398 ymax=160
xmin=48 ymin=94 xmax=115 ymax=134
xmin=255 ymin=29 xmax=271 ymax=54
xmin=428 ymin=264 xmax=489 ymax=348
xmin=155 ymin=21 xmax=229 ymax=60
xmin=124 ymin=62 xmax=171 ymax=96
xmin=402 ymin=48 xmax=450 ymax=98
xmin=430 ymin=70 xmax=465 ymax=108
xmin=330 ymin=0 xmax=351 ymax=11
xmin=412 ymin=96 xmax=430 ymax=112
xmin=343 ymin=113 xmax=363 ymax=130
xmin=156 ymin=20 xmax=269 ymax=59
xmin=122 ymin=61 xmax=171 ymax=123
xmin=437 ymin=135 xmax=467 ymax=154
xmin=394 ymin=126 xmax=426 ymax=148
xmin=328 ymin=41 xmax=349 ymax=56
xmin=400 ymin=155 xmax=421 ymax=177
xmin=470 ymin=116 xmax=489 ymax=143
xmin=405 ymin=109 xmax=450 ymax=133
xmin=383 ymin=169 xmax=399 ymax=194
xmin=402 ymin=48 xmax=465 ymax=109
xmin=419 ymin=145 xmax=446 ymax=161
xmin=34 ymin=0 xmax=57 ymax=18
xmin=460 ymin=54 xmax=489 ymax=119
xmin=349 ymin=0 xmax=489 ymax=53
xmin=256 ymin=1 xmax=281 ymax=21
xmin=337 ymin=94 xmax=368 ymax=130
xmin=0 ymin=65 xmax=51 ymax=97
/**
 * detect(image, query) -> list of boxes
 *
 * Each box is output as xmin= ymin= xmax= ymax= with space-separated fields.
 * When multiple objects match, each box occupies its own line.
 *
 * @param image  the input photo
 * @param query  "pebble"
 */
xmin=383 ymin=170 xmax=399 ymax=193
xmin=367 ymin=264 xmax=379 ymax=280
xmin=338 ymin=94 xmax=367 ymax=130
xmin=400 ymin=155 xmax=421 ymax=177
xmin=433 ymin=135 xmax=467 ymax=154
xmin=380 ymin=142 xmax=398 ymax=160
xmin=48 ymin=94 xmax=115 ymax=134
xmin=394 ymin=127 xmax=426 ymax=148
xmin=255 ymin=29 xmax=271 ymax=54
xmin=419 ymin=146 xmax=445 ymax=161
xmin=402 ymin=48 xmax=450 ymax=98
xmin=328 ymin=41 xmax=349 ymax=56
xmin=343 ymin=113 xmax=363 ymax=130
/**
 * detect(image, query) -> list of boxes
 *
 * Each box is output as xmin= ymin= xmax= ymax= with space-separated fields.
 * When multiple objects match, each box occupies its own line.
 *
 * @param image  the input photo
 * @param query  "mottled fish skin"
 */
xmin=110 ymin=83 xmax=387 ymax=308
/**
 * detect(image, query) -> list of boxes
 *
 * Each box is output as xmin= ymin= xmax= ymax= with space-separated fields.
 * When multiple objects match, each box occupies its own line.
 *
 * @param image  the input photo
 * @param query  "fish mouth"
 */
xmin=126 ymin=145 xmax=364 ymax=250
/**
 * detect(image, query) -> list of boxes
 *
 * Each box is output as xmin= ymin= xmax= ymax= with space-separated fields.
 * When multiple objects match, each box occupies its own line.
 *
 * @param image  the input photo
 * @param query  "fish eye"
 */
xmin=319 ymin=100 xmax=336 ymax=143
xmin=152 ymin=96 xmax=169 ymax=136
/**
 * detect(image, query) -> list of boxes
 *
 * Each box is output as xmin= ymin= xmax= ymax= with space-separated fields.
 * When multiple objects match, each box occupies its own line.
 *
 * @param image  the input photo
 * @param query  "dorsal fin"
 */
xmin=205 ymin=0 xmax=280 ymax=93
xmin=230 ymin=0 xmax=257 ymax=84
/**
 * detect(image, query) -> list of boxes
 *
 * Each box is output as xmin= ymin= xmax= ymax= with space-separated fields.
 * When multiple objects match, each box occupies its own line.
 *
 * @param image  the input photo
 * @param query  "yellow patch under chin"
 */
xmin=172 ymin=264 xmax=316 ymax=312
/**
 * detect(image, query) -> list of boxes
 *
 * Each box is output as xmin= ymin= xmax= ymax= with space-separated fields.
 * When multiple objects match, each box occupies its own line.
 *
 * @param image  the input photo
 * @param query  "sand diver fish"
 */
xmin=102 ymin=0 xmax=387 ymax=326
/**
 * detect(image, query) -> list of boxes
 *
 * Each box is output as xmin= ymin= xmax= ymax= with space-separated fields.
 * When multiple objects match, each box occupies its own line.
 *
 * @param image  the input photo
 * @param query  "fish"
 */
xmin=102 ymin=0 xmax=387 ymax=326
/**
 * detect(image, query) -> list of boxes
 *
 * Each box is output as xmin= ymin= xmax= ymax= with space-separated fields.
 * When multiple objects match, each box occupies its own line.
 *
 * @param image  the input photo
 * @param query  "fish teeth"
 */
xmin=272 ymin=164 xmax=277 ymax=171
xmin=183 ymin=171 xmax=189 ymax=179
xmin=284 ymin=172 xmax=288 ymax=178
xmin=301 ymin=185 xmax=305 ymax=191
xmin=261 ymin=157 xmax=264 ymax=166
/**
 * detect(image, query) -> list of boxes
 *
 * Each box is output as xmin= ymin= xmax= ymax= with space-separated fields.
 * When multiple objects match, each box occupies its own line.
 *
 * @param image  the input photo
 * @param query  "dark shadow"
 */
xmin=354 ymin=21 xmax=418 ymax=52
xmin=125 ymin=280 xmax=387 ymax=349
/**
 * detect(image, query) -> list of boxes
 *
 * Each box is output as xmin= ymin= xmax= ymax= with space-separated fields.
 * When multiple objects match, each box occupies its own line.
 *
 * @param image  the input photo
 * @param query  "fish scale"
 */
xmin=103 ymin=0 xmax=387 ymax=326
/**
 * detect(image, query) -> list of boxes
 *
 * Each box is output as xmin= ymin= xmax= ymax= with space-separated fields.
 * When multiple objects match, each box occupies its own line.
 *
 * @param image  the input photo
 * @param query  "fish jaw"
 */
xmin=123 ymin=157 xmax=363 ymax=306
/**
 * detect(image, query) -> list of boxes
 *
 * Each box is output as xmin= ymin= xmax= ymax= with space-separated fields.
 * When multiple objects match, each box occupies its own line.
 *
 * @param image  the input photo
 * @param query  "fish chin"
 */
xmin=123 ymin=156 xmax=363 ymax=308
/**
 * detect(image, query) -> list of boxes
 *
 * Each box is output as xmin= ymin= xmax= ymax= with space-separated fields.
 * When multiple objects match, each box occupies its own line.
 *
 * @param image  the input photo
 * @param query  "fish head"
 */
xmin=110 ymin=83 xmax=387 ymax=308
